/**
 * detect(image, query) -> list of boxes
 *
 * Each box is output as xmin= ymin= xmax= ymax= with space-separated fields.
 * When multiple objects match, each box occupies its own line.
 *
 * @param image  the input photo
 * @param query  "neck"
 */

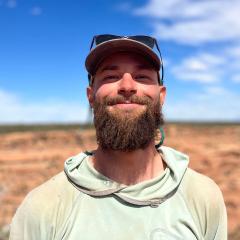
xmin=89 ymin=141 xmax=166 ymax=186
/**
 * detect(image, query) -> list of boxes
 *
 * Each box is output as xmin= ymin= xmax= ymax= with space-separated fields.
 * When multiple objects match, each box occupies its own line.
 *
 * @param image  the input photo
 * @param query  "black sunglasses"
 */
xmin=89 ymin=34 xmax=164 ymax=85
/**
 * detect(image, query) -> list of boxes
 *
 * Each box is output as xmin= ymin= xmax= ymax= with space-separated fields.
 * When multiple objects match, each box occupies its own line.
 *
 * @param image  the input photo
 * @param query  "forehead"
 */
xmin=96 ymin=51 xmax=156 ymax=72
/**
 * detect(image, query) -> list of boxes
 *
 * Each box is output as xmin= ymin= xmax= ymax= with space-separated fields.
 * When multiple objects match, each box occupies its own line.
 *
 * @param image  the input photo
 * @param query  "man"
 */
xmin=10 ymin=34 xmax=227 ymax=239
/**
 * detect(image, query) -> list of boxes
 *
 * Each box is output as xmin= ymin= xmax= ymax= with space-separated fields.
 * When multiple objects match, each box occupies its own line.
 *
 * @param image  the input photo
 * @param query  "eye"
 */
xmin=135 ymin=74 xmax=150 ymax=81
xmin=102 ymin=75 xmax=120 ymax=81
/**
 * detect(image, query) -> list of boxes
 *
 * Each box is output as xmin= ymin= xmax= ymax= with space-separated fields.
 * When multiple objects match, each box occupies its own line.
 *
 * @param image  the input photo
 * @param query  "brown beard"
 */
xmin=93 ymin=95 xmax=164 ymax=151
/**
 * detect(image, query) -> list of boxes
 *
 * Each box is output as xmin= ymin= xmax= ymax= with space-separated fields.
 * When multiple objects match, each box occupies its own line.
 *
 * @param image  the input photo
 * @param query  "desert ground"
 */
xmin=0 ymin=123 xmax=239 ymax=239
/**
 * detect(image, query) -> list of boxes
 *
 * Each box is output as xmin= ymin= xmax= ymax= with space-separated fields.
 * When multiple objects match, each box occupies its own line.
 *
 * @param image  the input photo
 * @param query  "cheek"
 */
xmin=141 ymin=86 xmax=160 ymax=100
xmin=93 ymin=83 xmax=117 ymax=100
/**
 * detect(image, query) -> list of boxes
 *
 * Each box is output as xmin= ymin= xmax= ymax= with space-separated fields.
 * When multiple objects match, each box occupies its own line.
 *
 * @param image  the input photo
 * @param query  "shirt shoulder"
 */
xmin=179 ymin=168 xmax=227 ymax=239
xmin=181 ymin=168 xmax=222 ymax=202
xmin=10 ymin=172 xmax=80 ymax=240
xmin=23 ymin=171 xmax=79 ymax=211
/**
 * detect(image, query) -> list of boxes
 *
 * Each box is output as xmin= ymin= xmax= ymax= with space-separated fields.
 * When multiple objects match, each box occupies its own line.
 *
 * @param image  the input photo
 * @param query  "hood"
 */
xmin=64 ymin=146 xmax=189 ymax=207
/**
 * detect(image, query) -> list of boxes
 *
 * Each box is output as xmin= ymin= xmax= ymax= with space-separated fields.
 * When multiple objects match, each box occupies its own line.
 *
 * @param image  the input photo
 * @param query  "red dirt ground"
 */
xmin=0 ymin=124 xmax=239 ymax=237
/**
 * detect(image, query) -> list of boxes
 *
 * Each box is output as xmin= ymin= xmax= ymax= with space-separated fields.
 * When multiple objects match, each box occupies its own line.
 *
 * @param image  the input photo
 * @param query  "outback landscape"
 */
xmin=0 ymin=123 xmax=239 ymax=239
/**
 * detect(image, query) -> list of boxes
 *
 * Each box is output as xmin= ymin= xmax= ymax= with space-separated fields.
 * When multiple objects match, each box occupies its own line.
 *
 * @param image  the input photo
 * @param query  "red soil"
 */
xmin=0 ymin=124 xmax=239 ymax=236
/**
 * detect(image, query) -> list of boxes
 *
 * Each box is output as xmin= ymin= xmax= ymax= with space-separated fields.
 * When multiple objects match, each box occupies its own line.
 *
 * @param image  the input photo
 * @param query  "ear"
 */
xmin=87 ymin=86 xmax=94 ymax=108
xmin=159 ymin=86 xmax=166 ymax=106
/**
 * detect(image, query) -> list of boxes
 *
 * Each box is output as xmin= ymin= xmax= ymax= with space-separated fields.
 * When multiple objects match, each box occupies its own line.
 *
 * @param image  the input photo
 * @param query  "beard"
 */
xmin=93 ymin=95 xmax=164 ymax=152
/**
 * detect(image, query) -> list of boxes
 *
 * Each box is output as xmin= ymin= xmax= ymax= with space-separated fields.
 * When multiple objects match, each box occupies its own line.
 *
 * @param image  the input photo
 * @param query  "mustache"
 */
xmin=102 ymin=95 xmax=152 ymax=106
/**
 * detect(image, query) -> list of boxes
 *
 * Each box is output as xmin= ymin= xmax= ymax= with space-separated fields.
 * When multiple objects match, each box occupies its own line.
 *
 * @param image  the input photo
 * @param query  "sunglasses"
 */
xmin=89 ymin=34 xmax=164 ymax=85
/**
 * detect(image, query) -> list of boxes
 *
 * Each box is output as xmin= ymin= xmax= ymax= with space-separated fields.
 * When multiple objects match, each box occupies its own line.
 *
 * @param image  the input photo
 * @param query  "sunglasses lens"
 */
xmin=95 ymin=34 xmax=120 ymax=45
xmin=94 ymin=35 xmax=155 ymax=49
xmin=130 ymin=36 xmax=155 ymax=48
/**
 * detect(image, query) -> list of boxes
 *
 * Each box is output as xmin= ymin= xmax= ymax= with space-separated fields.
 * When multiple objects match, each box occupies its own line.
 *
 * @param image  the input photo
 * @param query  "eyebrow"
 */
xmin=99 ymin=65 xmax=119 ymax=73
xmin=99 ymin=64 xmax=155 ymax=73
xmin=136 ymin=64 xmax=155 ymax=71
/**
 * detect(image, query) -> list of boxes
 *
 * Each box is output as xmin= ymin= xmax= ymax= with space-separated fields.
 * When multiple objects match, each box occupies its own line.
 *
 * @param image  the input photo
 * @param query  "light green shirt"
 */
xmin=9 ymin=146 xmax=227 ymax=239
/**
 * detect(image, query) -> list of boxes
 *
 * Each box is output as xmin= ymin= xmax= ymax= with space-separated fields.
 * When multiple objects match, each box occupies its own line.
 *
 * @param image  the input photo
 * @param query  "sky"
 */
xmin=0 ymin=0 xmax=240 ymax=124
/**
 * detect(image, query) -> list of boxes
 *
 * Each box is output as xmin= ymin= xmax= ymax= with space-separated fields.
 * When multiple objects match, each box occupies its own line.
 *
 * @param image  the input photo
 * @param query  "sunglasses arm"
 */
xmin=89 ymin=36 xmax=96 ymax=50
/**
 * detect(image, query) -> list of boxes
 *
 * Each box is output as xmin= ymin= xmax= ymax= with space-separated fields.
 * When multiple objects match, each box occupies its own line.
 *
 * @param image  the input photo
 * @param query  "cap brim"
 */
xmin=85 ymin=38 xmax=160 ymax=75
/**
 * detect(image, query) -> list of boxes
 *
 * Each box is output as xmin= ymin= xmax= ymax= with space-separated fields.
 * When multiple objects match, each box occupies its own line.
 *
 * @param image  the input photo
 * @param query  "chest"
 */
xmin=55 ymin=194 xmax=203 ymax=240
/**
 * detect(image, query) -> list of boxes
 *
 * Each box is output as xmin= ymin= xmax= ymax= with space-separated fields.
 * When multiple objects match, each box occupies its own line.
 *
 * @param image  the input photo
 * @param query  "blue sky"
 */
xmin=0 ymin=0 xmax=240 ymax=123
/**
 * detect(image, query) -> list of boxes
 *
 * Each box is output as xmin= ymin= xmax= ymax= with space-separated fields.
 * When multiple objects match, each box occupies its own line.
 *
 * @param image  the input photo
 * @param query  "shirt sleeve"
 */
xmin=9 ymin=172 xmax=77 ymax=240
xmin=205 ymin=185 xmax=228 ymax=240
xmin=9 ymin=191 xmax=53 ymax=240
xmin=180 ymin=168 xmax=228 ymax=240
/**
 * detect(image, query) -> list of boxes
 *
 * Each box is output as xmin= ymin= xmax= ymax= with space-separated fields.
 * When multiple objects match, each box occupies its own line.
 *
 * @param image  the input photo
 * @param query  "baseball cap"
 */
xmin=85 ymin=34 xmax=164 ymax=84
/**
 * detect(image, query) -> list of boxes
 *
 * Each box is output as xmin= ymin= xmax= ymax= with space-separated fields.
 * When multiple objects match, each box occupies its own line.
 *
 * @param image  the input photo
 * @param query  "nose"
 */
xmin=118 ymin=73 xmax=137 ymax=97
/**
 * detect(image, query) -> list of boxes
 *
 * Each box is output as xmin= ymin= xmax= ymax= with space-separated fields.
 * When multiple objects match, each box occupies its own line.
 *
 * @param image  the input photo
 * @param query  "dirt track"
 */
xmin=0 ymin=124 xmax=239 ymax=237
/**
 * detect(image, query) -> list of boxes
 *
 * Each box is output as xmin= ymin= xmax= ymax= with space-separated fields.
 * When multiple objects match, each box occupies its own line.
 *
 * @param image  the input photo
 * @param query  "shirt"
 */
xmin=9 ymin=146 xmax=227 ymax=240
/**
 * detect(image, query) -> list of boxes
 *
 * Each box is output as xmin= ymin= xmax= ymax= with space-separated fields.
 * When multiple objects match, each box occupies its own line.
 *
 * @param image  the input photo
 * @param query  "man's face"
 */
xmin=87 ymin=51 xmax=166 ymax=151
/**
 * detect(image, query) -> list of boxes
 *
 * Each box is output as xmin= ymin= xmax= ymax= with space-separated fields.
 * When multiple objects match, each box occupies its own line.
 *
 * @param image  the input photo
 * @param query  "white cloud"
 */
xmin=0 ymin=89 xmax=18 ymax=104
xmin=6 ymin=0 xmax=16 ymax=8
xmin=226 ymin=44 xmax=240 ymax=58
xmin=224 ymin=44 xmax=240 ymax=72
xmin=134 ymin=0 xmax=220 ymax=20
xmin=165 ymin=86 xmax=240 ymax=121
xmin=204 ymin=86 xmax=229 ymax=95
xmin=232 ymin=75 xmax=240 ymax=83
xmin=30 ymin=6 xmax=42 ymax=16
xmin=130 ymin=0 xmax=240 ymax=85
xmin=0 ymin=89 xmax=88 ymax=124
xmin=171 ymin=53 xmax=225 ymax=83
xmin=133 ymin=0 xmax=240 ymax=45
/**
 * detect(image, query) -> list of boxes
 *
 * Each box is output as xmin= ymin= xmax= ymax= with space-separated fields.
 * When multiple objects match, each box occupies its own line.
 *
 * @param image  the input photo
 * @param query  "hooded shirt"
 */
xmin=9 ymin=146 xmax=227 ymax=240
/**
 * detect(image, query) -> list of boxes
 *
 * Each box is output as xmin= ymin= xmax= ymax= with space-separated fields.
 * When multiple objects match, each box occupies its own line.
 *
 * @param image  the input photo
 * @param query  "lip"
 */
xmin=110 ymin=102 xmax=144 ymax=110
xmin=116 ymin=103 xmax=138 ymax=105
xmin=112 ymin=100 xmax=142 ymax=105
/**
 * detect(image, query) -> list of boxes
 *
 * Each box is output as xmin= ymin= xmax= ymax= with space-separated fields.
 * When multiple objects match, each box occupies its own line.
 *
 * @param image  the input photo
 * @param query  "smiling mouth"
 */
xmin=109 ymin=102 xmax=145 ymax=110
xmin=109 ymin=100 xmax=143 ymax=105
xmin=115 ymin=102 xmax=140 ymax=105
